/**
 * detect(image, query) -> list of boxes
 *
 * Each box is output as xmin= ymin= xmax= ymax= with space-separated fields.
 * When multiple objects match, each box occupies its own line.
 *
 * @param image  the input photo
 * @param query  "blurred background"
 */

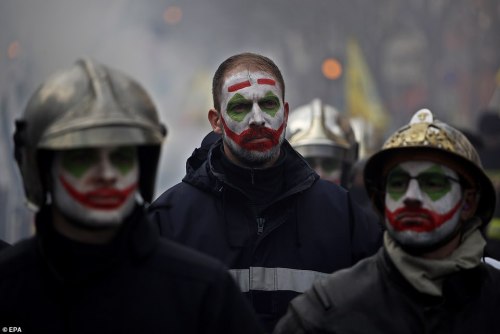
xmin=1 ymin=0 xmax=499 ymax=243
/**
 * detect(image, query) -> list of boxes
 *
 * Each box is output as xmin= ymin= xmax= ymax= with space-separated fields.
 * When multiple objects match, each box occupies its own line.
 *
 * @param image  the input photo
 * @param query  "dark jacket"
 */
xmin=274 ymin=248 xmax=500 ymax=334
xmin=149 ymin=140 xmax=382 ymax=331
xmin=0 ymin=239 xmax=9 ymax=251
xmin=0 ymin=205 xmax=263 ymax=334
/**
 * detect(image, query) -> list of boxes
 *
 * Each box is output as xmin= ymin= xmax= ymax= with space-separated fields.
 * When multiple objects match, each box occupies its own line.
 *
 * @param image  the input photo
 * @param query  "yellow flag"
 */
xmin=345 ymin=38 xmax=388 ymax=133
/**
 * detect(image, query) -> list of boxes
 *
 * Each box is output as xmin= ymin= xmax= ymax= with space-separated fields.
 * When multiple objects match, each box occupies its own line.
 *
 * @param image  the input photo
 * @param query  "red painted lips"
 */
xmin=60 ymin=175 xmax=137 ymax=210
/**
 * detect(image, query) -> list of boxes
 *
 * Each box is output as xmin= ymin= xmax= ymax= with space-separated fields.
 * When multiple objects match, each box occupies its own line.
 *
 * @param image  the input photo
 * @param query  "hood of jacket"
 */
xmin=182 ymin=139 xmax=319 ymax=198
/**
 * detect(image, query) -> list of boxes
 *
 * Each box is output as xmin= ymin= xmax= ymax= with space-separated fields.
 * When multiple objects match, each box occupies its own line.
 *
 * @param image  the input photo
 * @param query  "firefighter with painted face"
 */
xmin=275 ymin=109 xmax=500 ymax=334
xmin=287 ymin=98 xmax=358 ymax=187
xmin=0 ymin=59 xmax=263 ymax=334
xmin=149 ymin=53 xmax=382 ymax=332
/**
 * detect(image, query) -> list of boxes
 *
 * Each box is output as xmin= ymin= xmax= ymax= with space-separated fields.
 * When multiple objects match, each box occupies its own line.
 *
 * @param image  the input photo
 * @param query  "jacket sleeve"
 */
xmin=273 ymin=281 xmax=332 ymax=334
xmin=347 ymin=192 xmax=384 ymax=263
xmin=201 ymin=266 xmax=265 ymax=334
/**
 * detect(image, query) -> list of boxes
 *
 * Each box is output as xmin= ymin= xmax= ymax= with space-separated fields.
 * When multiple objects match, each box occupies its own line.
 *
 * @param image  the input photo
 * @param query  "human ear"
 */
xmin=284 ymin=102 xmax=289 ymax=126
xmin=208 ymin=108 xmax=222 ymax=134
xmin=460 ymin=189 xmax=479 ymax=220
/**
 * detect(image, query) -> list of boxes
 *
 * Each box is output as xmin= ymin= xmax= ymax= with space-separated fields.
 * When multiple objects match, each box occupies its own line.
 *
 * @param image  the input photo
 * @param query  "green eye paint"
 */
xmin=387 ymin=166 xmax=406 ymax=201
xmin=421 ymin=165 xmax=452 ymax=201
xmin=110 ymin=147 xmax=137 ymax=175
xmin=226 ymin=93 xmax=253 ymax=122
xmin=386 ymin=164 xmax=455 ymax=201
xmin=258 ymin=91 xmax=280 ymax=117
xmin=61 ymin=149 xmax=98 ymax=178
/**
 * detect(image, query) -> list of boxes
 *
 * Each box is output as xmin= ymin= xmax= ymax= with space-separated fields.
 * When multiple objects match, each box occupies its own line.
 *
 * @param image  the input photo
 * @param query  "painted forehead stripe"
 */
xmin=257 ymin=78 xmax=276 ymax=86
xmin=227 ymin=78 xmax=277 ymax=92
xmin=228 ymin=80 xmax=251 ymax=92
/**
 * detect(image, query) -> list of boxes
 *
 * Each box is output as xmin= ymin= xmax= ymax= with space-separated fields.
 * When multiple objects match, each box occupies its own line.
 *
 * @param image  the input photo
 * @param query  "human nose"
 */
xmin=96 ymin=154 xmax=118 ymax=184
xmin=403 ymin=179 xmax=423 ymax=206
xmin=248 ymin=103 xmax=266 ymax=127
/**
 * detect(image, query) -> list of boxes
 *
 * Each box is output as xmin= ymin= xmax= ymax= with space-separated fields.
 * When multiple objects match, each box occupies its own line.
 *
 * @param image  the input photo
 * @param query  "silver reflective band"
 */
xmin=229 ymin=267 xmax=332 ymax=293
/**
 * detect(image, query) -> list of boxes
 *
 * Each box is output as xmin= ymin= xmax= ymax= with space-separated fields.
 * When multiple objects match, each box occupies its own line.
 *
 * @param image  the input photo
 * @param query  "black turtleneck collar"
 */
xmin=216 ymin=146 xmax=287 ymax=206
xmin=35 ymin=204 xmax=157 ymax=284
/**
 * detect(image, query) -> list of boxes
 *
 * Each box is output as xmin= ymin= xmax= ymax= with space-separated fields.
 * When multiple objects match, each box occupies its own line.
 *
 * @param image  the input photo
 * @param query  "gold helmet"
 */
xmin=364 ymin=109 xmax=495 ymax=225
xmin=287 ymin=99 xmax=358 ymax=185
xmin=14 ymin=58 xmax=167 ymax=209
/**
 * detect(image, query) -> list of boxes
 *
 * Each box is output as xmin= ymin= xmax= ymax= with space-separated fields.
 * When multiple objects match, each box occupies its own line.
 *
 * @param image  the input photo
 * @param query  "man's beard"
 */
xmin=223 ymin=129 xmax=285 ymax=168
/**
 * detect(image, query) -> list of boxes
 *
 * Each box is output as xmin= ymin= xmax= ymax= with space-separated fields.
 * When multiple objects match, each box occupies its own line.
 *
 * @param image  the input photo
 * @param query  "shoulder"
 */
xmin=314 ymin=252 xmax=380 ymax=306
xmin=0 ymin=238 xmax=38 ymax=281
xmin=298 ymin=179 xmax=351 ymax=212
xmin=276 ymin=253 xmax=381 ymax=333
xmin=150 ymin=182 xmax=187 ymax=206
xmin=148 ymin=238 xmax=230 ymax=284
xmin=302 ymin=178 xmax=348 ymax=199
xmin=149 ymin=183 xmax=199 ymax=213
xmin=0 ymin=239 xmax=10 ymax=250
xmin=149 ymin=181 xmax=213 ymax=212
xmin=293 ymin=252 xmax=380 ymax=311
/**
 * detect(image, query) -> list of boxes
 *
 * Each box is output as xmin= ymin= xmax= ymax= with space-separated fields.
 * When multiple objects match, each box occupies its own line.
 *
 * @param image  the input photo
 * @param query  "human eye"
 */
xmin=258 ymin=96 xmax=280 ymax=111
xmin=258 ymin=92 xmax=280 ymax=113
xmin=110 ymin=147 xmax=137 ymax=171
xmin=386 ymin=173 xmax=409 ymax=192
xmin=228 ymin=102 xmax=252 ymax=113
xmin=419 ymin=173 xmax=449 ymax=192
xmin=227 ymin=93 xmax=252 ymax=115
xmin=60 ymin=148 xmax=98 ymax=177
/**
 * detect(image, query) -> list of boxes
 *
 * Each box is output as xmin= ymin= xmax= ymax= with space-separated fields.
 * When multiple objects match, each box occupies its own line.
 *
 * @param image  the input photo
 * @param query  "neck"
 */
xmin=52 ymin=207 xmax=120 ymax=244
xmin=420 ymin=233 xmax=461 ymax=259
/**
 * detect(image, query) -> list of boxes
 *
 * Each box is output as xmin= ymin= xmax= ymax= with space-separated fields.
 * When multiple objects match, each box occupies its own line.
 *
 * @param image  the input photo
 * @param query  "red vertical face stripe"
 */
xmin=228 ymin=80 xmax=252 ymax=92
xmin=257 ymin=78 xmax=276 ymax=86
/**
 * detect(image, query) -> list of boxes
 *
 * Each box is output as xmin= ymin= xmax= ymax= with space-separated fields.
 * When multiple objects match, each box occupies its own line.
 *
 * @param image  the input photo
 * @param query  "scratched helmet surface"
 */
xmin=14 ymin=58 xmax=167 ymax=208
xmin=364 ymin=109 xmax=495 ymax=225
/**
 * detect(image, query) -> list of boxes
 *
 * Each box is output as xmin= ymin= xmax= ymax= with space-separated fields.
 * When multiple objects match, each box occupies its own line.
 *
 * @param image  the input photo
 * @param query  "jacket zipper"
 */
xmin=256 ymin=217 xmax=265 ymax=235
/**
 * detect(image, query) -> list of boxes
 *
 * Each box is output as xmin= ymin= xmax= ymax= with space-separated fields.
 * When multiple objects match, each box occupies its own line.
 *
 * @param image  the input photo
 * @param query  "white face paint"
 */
xmin=51 ymin=146 xmax=139 ymax=227
xmin=219 ymin=70 xmax=287 ymax=165
xmin=384 ymin=161 xmax=464 ymax=249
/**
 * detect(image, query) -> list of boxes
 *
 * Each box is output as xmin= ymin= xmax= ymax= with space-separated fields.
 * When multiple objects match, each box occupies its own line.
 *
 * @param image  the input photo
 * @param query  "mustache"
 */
xmin=385 ymin=201 xmax=462 ymax=232
xmin=240 ymin=127 xmax=278 ymax=143
xmin=221 ymin=116 xmax=285 ymax=152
